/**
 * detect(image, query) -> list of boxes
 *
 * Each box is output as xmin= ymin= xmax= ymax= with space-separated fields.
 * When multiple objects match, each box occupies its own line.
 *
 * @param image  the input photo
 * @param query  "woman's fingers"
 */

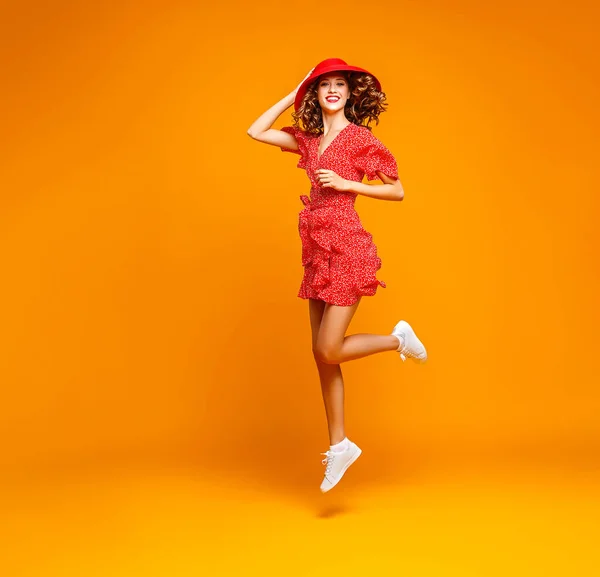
xmin=317 ymin=169 xmax=338 ymax=187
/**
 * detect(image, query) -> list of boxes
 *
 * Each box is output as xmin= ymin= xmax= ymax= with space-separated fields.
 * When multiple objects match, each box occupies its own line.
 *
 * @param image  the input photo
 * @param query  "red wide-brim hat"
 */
xmin=294 ymin=57 xmax=382 ymax=112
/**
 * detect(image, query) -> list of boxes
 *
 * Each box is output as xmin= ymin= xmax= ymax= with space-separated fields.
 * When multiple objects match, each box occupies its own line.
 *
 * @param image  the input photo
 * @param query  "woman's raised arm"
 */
xmin=246 ymin=67 xmax=314 ymax=150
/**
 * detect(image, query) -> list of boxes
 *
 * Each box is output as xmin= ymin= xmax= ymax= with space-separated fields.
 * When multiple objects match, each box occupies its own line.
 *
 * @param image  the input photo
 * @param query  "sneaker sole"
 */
xmin=320 ymin=447 xmax=362 ymax=493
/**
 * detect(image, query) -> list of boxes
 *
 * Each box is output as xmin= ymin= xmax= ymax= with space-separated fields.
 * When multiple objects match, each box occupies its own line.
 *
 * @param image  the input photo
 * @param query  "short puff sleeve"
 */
xmin=354 ymin=131 xmax=399 ymax=181
xmin=279 ymin=125 xmax=309 ymax=170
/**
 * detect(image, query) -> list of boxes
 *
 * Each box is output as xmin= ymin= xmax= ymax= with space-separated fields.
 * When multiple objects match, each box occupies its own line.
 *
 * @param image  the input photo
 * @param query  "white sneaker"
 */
xmin=391 ymin=320 xmax=428 ymax=363
xmin=320 ymin=440 xmax=362 ymax=493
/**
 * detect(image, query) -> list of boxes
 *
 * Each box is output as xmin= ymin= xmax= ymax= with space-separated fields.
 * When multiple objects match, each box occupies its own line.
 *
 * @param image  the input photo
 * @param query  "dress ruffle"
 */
xmin=297 ymin=195 xmax=386 ymax=306
xmin=354 ymin=136 xmax=399 ymax=181
xmin=279 ymin=126 xmax=309 ymax=170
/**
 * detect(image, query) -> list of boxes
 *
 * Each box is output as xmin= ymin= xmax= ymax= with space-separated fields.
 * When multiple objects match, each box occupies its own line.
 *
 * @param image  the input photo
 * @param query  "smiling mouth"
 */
xmin=326 ymin=96 xmax=340 ymax=103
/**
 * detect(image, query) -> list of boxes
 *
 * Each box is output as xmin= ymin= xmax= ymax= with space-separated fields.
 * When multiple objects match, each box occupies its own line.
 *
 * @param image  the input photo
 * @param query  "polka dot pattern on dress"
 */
xmin=280 ymin=122 xmax=399 ymax=307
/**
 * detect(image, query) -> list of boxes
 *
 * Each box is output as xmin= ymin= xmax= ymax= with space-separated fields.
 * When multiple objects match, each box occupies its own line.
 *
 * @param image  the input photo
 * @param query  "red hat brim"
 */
xmin=293 ymin=61 xmax=382 ymax=112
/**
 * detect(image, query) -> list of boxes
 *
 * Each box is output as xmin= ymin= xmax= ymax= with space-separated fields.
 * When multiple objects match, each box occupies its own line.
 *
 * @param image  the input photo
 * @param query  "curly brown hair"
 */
xmin=291 ymin=72 xmax=388 ymax=136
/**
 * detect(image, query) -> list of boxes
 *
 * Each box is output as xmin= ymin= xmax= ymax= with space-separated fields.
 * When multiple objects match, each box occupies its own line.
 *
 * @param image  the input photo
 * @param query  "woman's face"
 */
xmin=316 ymin=74 xmax=350 ymax=112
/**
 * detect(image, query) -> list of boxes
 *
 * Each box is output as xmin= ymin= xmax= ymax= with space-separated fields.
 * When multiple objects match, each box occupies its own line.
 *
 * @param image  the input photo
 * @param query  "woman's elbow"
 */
xmin=395 ymin=183 xmax=405 ymax=201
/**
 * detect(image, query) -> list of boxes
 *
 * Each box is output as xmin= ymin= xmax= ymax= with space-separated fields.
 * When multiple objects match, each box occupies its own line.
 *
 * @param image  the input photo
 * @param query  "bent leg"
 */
xmin=315 ymin=299 xmax=400 ymax=364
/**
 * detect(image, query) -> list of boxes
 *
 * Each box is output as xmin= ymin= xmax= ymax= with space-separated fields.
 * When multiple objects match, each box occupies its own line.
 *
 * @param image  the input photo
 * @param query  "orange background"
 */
xmin=1 ymin=1 xmax=599 ymax=575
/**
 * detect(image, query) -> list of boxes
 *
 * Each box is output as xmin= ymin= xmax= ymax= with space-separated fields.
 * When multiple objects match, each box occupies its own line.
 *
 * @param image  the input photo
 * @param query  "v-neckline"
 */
xmin=317 ymin=122 xmax=353 ymax=162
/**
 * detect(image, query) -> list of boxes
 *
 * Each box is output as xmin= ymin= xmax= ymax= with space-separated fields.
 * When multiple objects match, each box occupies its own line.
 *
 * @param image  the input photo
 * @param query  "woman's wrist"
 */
xmin=343 ymin=179 xmax=356 ymax=193
xmin=285 ymin=92 xmax=296 ymax=106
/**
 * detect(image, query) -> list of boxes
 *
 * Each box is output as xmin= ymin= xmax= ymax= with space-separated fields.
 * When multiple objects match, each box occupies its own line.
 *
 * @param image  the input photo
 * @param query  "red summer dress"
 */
xmin=280 ymin=122 xmax=399 ymax=307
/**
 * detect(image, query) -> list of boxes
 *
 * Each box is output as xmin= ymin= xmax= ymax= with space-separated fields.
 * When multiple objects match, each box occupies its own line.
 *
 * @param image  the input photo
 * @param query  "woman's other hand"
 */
xmin=316 ymin=169 xmax=349 ymax=191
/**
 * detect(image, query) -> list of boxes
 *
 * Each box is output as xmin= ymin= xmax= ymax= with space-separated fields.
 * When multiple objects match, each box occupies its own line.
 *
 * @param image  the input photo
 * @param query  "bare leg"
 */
xmin=314 ymin=301 xmax=400 ymax=365
xmin=309 ymin=298 xmax=347 ymax=445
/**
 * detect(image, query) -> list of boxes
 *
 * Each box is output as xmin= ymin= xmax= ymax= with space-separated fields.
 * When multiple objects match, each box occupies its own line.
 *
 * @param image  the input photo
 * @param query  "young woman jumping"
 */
xmin=247 ymin=58 xmax=428 ymax=493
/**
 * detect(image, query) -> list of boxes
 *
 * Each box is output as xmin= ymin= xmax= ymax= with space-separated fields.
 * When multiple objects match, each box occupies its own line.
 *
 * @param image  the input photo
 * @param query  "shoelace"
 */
xmin=321 ymin=451 xmax=335 ymax=475
xmin=400 ymin=346 xmax=418 ymax=361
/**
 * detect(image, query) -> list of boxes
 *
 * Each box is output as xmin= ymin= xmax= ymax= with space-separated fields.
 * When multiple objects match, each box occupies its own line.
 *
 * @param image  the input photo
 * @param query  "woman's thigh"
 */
xmin=308 ymin=298 xmax=327 ymax=349
xmin=314 ymin=298 xmax=361 ymax=361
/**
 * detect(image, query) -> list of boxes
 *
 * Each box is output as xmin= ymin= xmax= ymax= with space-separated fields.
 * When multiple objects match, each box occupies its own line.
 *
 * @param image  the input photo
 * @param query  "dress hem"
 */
xmin=297 ymin=280 xmax=386 ymax=307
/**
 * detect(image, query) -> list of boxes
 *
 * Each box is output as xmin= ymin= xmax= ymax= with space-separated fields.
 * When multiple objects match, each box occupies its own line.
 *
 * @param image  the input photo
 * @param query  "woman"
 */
xmin=247 ymin=58 xmax=428 ymax=493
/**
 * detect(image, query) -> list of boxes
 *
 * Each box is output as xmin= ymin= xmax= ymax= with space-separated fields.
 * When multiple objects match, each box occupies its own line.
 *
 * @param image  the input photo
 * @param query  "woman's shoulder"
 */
xmin=349 ymin=123 xmax=383 ymax=146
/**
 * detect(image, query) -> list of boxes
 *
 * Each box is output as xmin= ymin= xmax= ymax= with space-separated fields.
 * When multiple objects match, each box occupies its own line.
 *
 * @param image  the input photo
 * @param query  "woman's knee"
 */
xmin=312 ymin=343 xmax=340 ymax=364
